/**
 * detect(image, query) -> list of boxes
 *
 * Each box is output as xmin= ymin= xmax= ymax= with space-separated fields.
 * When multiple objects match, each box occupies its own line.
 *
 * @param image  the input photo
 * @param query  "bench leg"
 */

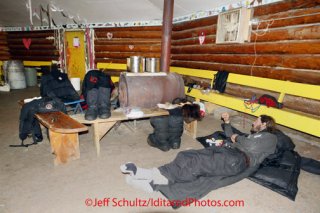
xmin=93 ymin=121 xmax=117 ymax=157
xmin=49 ymin=130 xmax=80 ymax=165
xmin=184 ymin=120 xmax=198 ymax=139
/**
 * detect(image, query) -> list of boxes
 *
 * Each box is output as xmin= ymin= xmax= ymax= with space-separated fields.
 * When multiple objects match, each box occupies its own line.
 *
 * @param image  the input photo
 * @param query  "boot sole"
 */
xmin=147 ymin=137 xmax=170 ymax=152
xmin=98 ymin=114 xmax=111 ymax=119
xmin=84 ymin=116 xmax=97 ymax=121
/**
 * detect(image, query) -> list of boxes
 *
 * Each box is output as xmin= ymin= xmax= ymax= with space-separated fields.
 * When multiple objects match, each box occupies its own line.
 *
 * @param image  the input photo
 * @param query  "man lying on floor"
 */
xmin=120 ymin=113 xmax=278 ymax=206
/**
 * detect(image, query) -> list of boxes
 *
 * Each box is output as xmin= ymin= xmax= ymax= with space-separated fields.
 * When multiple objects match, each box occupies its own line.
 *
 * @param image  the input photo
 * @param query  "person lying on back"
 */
xmin=120 ymin=113 xmax=277 ymax=192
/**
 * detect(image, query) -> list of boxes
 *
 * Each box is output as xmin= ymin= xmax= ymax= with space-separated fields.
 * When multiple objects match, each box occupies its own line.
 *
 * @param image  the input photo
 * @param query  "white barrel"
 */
xmin=25 ymin=67 xmax=37 ymax=87
xmin=7 ymin=60 xmax=26 ymax=89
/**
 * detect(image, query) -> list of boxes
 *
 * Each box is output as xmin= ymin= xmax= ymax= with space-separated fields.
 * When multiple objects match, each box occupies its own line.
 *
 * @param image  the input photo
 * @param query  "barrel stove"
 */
xmin=119 ymin=72 xmax=185 ymax=108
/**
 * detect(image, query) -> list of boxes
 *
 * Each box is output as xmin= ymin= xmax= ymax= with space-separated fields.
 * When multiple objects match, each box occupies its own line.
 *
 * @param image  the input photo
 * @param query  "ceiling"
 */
xmin=0 ymin=0 xmax=251 ymax=28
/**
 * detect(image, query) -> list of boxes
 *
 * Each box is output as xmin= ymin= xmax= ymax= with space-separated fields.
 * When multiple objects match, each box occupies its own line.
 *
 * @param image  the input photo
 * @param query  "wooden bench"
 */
xmin=35 ymin=111 xmax=88 ymax=165
xmin=71 ymin=108 xmax=169 ymax=157
xmin=171 ymin=67 xmax=320 ymax=137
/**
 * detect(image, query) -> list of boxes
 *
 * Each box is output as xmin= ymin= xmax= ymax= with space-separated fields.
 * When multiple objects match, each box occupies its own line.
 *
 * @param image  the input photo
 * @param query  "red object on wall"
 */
xmin=22 ymin=38 xmax=32 ymax=50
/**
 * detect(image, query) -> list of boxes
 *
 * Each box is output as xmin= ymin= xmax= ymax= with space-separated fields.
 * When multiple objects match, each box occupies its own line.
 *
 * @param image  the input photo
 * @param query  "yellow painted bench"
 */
xmin=171 ymin=67 xmax=320 ymax=138
xmin=97 ymin=63 xmax=320 ymax=138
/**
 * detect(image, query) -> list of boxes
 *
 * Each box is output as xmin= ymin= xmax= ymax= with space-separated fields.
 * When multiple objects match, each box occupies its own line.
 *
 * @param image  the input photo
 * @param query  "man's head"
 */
xmin=251 ymin=115 xmax=276 ymax=133
xmin=182 ymin=103 xmax=202 ymax=123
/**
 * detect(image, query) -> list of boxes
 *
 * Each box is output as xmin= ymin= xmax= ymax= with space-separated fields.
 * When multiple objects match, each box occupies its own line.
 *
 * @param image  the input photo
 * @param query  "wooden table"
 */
xmin=71 ymin=108 xmax=169 ymax=157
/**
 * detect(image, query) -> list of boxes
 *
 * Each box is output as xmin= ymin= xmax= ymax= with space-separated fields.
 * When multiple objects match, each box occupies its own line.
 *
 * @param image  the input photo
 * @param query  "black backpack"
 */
xmin=213 ymin=71 xmax=229 ymax=93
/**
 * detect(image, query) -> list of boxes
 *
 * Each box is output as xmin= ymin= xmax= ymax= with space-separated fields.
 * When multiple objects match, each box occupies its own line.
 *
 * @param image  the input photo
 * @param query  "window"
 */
xmin=216 ymin=7 xmax=252 ymax=44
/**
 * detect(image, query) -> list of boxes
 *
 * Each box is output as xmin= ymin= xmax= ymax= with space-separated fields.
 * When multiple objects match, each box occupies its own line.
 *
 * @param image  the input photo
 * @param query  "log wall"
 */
xmin=171 ymin=0 xmax=320 ymax=85
xmin=6 ymin=30 xmax=59 ymax=61
xmin=94 ymin=26 xmax=162 ymax=64
xmin=171 ymin=0 xmax=320 ymax=116
xmin=0 ymin=32 xmax=10 ymax=61
xmin=92 ymin=0 xmax=319 ymax=116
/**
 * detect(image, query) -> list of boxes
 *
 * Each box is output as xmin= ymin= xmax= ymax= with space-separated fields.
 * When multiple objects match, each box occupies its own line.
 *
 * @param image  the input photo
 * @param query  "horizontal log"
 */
xmin=101 ymin=69 xmax=123 ymax=76
xmin=11 ymin=56 xmax=58 ymax=61
xmin=171 ymin=54 xmax=320 ymax=70
xmin=7 ymin=31 xmax=54 ymax=38
xmin=173 ymin=16 xmax=218 ymax=31
xmin=94 ymin=38 xmax=161 ymax=45
xmin=8 ymin=44 xmax=57 ymax=50
xmin=0 ymin=46 xmax=9 ymax=51
xmin=95 ymin=44 xmax=161 ymax=52
xmin=282 ymin=55 xmax=320 ymax=70
xmin=0 ymin=50 xmax=9 ymax=54
xmin=252 ymin=7 xmax=320 ymax=30
xmin=172 ymin=35 xmax=216 ymax=46
xmin=171 ymin=40 xmax=320 ymax=54
xmin=95 ymin=52 xmax=161 ymax=58
xmin=172 ymin=0 xmax=319 ymax=31
xmin=0 ymin=53 xmax=10 ymax=57
xmin=170 ymin=60 xmax=320 ymax=85
xmin=0 ymin=35 xmax=7 ymax=40
xmin=182 ymin=76 xmax=211 ymax=88
xmin=9 ymin=50 xmax=59 ymax=56
xmin=0 ymin=41 xmax=8 ymax=46
xmin=7 ymin=38 xmax=54 ymax=45
xmin=172 ymin=25 xmax=216 ymax=40
xmin=94 ymin=26 xmax=162 ymax=32
xmin=283 ymin=95 xmax=320 ymax=116
xmin=225 ymin=83 xmax=279 ymax=100
xmin=255 ymin=6 xmax=320 ymax=20
xmin=225 ymin=83 xmax=320 ymax=116
xmin=172 ymin=24 xmax=320 ymax=43
xmin=252 ymin=24 xmax=320 ymax=42
xmin=253 ymin=0 xmax=320 ymax=17
xmin=95 ymin=31 xmax=162 ymax=39
xmin=0 ymin=57 xmax=10 ymax=60
xmin=95 ymin=58 xmax=126 ymax=64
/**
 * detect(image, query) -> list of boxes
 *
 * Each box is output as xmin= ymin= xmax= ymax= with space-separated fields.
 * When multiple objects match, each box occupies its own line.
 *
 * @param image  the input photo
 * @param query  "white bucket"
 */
xmin=25 ymin=67 xmax=37 ymax=87
xmin=129 ymin=56 xmax=145 ymax=73
xmin=70 ymin=77 xmax=81 ymax=91
xmin=145 ymin=58 xmax=160 ymax=73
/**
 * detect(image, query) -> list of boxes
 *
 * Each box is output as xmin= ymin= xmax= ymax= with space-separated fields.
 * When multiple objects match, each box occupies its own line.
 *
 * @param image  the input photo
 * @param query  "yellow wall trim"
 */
xmin=23 ymin=61 xmax=52 ymax=67
xmin=170 ymin=67 xmax=320 ymax=101
xmin=97 ymin=63 xmax=126 ymax=70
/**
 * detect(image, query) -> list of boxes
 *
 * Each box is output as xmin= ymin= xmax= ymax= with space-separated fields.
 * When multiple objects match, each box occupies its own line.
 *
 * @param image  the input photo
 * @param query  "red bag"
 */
xmin=258 ymin=94 xmax=283 ymax=108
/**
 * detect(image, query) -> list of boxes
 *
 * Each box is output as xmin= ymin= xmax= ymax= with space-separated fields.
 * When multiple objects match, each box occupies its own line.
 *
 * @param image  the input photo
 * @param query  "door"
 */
xmin=65 ymin=31 xmax=86 ymax=80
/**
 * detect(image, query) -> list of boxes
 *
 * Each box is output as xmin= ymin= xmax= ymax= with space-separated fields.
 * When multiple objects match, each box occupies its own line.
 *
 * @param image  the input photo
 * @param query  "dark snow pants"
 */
xmin=159 ymin=146 xmax=247 ymax=183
